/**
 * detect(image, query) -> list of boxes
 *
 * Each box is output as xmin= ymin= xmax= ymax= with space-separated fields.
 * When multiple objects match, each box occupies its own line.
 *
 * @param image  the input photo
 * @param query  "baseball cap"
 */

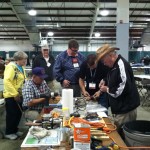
xmin=32 ymin=67 xmax=48 ymax=79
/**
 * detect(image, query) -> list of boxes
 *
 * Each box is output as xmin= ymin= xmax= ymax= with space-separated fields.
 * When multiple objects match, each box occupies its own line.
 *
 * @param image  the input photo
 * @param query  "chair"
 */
xmin=141 ymin=79 xmax=150 ymax=107
xmin=134 ymin=77 xmax=146 ymax=100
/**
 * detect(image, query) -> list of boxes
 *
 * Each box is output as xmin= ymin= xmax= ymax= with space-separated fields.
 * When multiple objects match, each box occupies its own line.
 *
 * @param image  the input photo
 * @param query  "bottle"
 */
xmin=62 ymin=107 xmax=70 ymax=119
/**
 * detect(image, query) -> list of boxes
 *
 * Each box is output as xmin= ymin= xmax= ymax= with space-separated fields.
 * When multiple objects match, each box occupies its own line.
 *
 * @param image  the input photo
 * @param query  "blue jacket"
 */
xmin=54 ymin=50 xmax=85 ymax=84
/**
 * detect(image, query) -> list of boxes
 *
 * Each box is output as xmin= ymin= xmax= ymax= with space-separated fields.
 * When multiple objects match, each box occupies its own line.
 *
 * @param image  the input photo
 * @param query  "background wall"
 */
xmin=0 ymin=40 xmax=149 ymax=63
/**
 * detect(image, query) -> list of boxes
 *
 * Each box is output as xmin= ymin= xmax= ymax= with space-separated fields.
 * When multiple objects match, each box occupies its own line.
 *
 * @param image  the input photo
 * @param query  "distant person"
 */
xmin=32 ymin=45 xmax=55 ymax=91
xmin=0 ymin=58 xmax=5 ymax=78
xmin=79 ymin=54 xmax=109 ymax=108
xmin=143 ymin=55 xmax=150 ymax=74
xmin=22 ymin=67 xmax=50 ymax=121
xmin=53 ymin=39 xmax=85 ymax=97
xmin=96 ymin=44 xmax=140 ymax=136
xmin=3 ymin=51 xmax=28 ymax=140
xmin=5 ymin=58 xmax=10 ymax=65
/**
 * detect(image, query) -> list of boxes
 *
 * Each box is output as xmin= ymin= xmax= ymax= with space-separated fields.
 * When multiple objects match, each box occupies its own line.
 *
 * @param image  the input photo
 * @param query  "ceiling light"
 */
xmin=95 ymin=32 xmax=101 ymax=37
xmin=146 ymin=19 xmax=150 ymax=21
xmin=100 ymin=9 xmax=109 ymax=16
xmin=48 ymin=32 xmax=54 ymax=36
xmin=28 ymin=9 xmax=37 ymax=16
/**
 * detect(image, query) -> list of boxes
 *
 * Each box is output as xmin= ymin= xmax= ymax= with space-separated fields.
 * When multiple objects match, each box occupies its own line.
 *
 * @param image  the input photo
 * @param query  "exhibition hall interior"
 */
xmin=0 ymin=0 xmax=150 ymax=150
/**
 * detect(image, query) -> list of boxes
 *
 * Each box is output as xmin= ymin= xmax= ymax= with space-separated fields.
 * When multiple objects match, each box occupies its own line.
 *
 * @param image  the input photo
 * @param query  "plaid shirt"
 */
xmin=22 ymin=79 xmax=50 ymax=112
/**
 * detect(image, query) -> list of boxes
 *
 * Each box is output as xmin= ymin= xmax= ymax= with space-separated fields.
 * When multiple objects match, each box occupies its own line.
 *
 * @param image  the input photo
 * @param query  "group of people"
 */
xmin=3 ymin=39 xmax=140 ymax=140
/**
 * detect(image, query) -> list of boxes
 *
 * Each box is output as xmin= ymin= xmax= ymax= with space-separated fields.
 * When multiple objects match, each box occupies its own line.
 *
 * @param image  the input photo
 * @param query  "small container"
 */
xmin=62 ymin=107 xmax=70 ymax=119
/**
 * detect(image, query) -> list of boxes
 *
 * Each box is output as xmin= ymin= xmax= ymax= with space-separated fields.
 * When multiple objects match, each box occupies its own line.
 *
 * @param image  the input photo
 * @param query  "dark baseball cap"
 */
xmin=32 ymin=67 xmax=48 ymax=79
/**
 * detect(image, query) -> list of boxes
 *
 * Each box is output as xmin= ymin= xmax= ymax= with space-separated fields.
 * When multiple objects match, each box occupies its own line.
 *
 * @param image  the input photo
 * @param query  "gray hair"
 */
xmin=13 ymin=51 xmax=28 ymax=61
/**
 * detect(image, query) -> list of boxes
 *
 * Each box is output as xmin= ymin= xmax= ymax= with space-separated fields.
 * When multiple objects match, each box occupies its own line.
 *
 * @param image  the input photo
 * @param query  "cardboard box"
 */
xmin=74 ymin=142 xmax=90 ymax=150
xmin=74 ymin=123 xmax=90 ymax=150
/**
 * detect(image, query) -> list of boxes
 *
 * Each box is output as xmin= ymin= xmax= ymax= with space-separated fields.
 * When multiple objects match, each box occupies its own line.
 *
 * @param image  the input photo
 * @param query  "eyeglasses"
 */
xmin=43 ymin=49 xmax=49 ymax=51
xmin=70 ymin=48 xmax=78 ymax=53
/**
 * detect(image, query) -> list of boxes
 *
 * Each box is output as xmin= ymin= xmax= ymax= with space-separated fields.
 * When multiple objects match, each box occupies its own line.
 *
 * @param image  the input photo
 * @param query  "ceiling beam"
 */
xmin=22 ymin=0 xmax=150 ymax=3
xmin=0 ymin=14 xmax=16 ymax=17
xmin=0 ymin=35 xmax=28 ymax=37
xmin=0 ymin=8 xmax=12 ymax=10
xmin=39 ymin=28 xmax=143 ymax=32
xmin=35 ymin=14 xmax=150 ymax=18
xmin=23 ymin=0 xmax=117 ymax=2
xmin=31 ymin=7 xmax=150 ymax=11
xmin=0 ymin=38 xmax=29 ymax=40
xmin=89 ymin=1 xmax=100 ymax=38
xmin=0 ymin=30 xmax=26 ymax=32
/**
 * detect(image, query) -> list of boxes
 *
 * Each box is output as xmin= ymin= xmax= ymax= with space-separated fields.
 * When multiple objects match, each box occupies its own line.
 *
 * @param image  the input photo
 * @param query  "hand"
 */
xmin=63 ymin=80 xmax=70 ymax=87
xmin=100 ymin=85 xmax=108 ymax=93
xmin=85 ymin=96 xmax=91 ymax=101
xmin=14 ymin=95 xmax=21 ymax=102
xmin=82 ymin=91 xmax=90 ymax=97
xmin=99 ymin=79 xmax=105 ymax=88
xmin=93 ymin=91 xmax=100 ymax=99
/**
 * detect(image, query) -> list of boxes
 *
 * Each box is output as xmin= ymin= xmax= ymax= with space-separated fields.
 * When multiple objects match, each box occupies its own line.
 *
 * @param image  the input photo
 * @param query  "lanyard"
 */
xmin=16 ymin=64 xmax=23 ymax=73
xmin=90 ymin=68 xmax=96 ymax=82
xmin=15 ymin=64 xmax=26 ymax=81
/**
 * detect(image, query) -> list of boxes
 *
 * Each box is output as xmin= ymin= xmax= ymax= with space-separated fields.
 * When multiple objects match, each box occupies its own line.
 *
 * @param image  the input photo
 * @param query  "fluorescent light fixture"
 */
xmin=28 ymin=9 xmax=37 ymax=16
xmin=146 ymin=18 xmax=150 ymax=21
xmin=130 ymin=22 xmax=133 ymax=27
xmin=100 ymin=9 xmax=109 ymax=16
xmin=48 ymin=32 xmax=54 ymax=36
xmin=95 ymin=32 xmax=101 ymax=37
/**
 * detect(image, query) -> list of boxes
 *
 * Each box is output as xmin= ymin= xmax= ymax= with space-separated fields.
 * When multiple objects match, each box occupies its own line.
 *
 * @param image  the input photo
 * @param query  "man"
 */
xmin=96 ymin=44 xmax=140 ymax=135
xmin=143 ymin=55 xmax=150 ymax=74
xmin=22 ymin=67 xmax=50 ymax=121
xmin=79 ymin=54 xmax=109 ymax=108
xmin=53 ymin=39 xmax=85 ymax=97
xmin=32 ymin=45 xmax=55 ymax=91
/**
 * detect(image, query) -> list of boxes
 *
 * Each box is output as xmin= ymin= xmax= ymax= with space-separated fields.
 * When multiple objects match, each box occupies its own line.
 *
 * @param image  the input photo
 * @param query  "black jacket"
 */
xmin=107 ymin=55 xmax=140 ymax=114
xmin=32 ymin=54 xmax=55 ymax=82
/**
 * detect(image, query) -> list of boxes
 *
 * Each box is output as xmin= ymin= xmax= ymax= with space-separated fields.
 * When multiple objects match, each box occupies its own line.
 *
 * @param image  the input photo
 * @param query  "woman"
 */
xmin=3 ymin=51 xmax=28 ymax=140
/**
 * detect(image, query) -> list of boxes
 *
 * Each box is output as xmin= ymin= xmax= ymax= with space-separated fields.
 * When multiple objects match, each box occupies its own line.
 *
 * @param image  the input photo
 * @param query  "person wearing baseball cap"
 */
xmin=96 ymin=44 xmax=140 ymax=138
xmin=22 ymin=67 xmax=50 ymax=121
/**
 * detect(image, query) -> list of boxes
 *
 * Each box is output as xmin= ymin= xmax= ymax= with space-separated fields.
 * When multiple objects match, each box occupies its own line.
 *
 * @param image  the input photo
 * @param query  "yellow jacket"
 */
xmin=3 ymin=62 xmax=26 ymax=98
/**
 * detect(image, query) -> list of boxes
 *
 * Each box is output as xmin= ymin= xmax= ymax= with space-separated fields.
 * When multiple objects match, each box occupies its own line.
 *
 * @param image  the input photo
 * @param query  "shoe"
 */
xmin=5 ymin=134 xmax=18 ymax=140
xmin=16 ymin=131 xmax=23 ymax=137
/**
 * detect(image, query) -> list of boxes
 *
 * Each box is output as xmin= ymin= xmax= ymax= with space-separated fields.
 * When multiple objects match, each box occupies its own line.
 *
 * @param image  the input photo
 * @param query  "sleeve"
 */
xmin=22 ymin=82 xmax=34 ymax=106
xmin=109 ymin=60 xmax=131 ymax=98
xmin=3 ymin=65 xmax=19 ymax=97
xmin=79 ymin=62 xmax=86 ymax=79
xmin=53 ymin=55 xmax=64 ymax=83
xmin=32 ymin=56 xmax=40 ymax=69
xmin=44 ymin=80 xmax=51 ymax=94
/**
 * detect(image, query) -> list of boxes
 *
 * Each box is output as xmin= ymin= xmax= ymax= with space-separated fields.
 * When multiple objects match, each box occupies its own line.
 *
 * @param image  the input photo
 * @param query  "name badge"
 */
xmin=47 ymin=62 xmax=51 ymax=67
xmin=73 ymin=63 xmax=79 ymax=68
xmin=89 ymin=83 xmax=96 ymax=89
